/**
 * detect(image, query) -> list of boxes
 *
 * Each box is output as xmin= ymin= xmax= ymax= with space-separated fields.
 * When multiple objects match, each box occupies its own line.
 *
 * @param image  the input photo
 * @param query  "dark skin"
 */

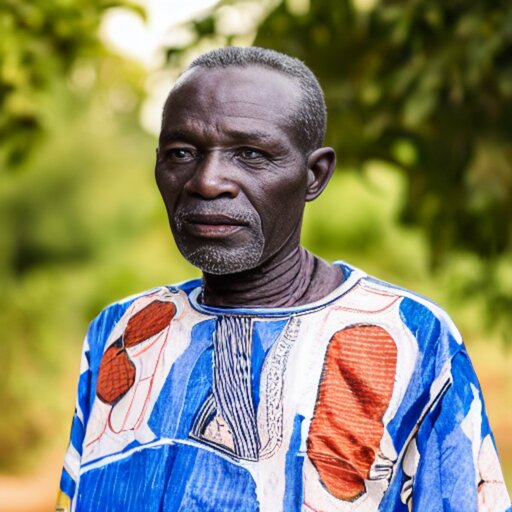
xmin=155 ymin=65 xmax=342 ymax=308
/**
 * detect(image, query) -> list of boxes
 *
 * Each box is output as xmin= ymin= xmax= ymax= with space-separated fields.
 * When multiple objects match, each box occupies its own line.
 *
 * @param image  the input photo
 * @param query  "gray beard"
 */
xmin=181 ymin=238 xmax=264 ymax=275
xmin=173 ymin=204 xmax=265 ymax=275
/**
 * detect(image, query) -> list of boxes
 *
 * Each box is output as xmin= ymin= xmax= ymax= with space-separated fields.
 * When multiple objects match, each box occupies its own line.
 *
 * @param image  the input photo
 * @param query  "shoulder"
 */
xmin=369 ymin=274 xmax=459 ymax=334
xmin=346 ymin=267 xmax=477 ymax=419
xmin=339 ymin=261 xmax=464 ymax=361
xmin=85 ymin=279 xmax=201 ymax=363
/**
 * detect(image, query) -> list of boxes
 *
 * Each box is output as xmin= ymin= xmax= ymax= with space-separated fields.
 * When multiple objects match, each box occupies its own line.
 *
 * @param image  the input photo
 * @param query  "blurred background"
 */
xmin=0 ymin=0 xmax=511 ymax=509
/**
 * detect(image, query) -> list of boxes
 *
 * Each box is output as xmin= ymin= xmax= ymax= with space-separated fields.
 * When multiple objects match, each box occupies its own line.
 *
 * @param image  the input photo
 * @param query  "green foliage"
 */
xmin=0 ymin=1 xmax=155 ymax=468
xmin=0 ymin=81 xmax=153 ymax=468
xmin=0 ymin=0 xmax=144 ymax=168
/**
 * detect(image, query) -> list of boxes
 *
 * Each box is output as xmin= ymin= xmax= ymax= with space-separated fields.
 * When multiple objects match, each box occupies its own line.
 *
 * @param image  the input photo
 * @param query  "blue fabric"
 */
xmin=150 ymin=320 xmax=215 ymax=439
xmin=77 ymin=444 xmax=258 ymax=512
xmin=59 ymin=468 xmax=76 ymax=501
xmin=58 ymin=265 xmax=511 ymax=511
xmin=283 ymin=414 xmax=305 ymax=511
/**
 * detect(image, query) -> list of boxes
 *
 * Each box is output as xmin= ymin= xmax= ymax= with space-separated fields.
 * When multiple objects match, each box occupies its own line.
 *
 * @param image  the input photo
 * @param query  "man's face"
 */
xmin=155 ymin=65 xmax=309 ymax=275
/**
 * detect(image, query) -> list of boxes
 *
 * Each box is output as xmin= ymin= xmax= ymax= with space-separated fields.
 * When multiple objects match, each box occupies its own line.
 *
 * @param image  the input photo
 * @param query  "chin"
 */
xmin=181 ymin=246 xmax=263 ymax=276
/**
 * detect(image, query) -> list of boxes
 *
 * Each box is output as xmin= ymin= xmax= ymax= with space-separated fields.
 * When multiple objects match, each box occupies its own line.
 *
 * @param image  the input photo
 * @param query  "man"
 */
xmin=57 ymin=47 xmax=511 ymax=511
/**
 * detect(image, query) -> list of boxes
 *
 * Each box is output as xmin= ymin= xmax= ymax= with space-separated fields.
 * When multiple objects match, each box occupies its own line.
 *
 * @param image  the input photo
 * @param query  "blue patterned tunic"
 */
xmin=57 ymin=262 xmax=511 ymax=511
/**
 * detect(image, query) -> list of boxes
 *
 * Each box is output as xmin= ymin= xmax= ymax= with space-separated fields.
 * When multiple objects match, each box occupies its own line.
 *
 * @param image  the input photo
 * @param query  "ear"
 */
xmin=305 ymin=147 xmax=336 ymax=202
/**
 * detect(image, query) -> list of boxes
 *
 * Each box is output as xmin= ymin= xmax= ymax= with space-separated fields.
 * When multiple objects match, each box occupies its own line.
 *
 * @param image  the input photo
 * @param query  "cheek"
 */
xmin=273 ymin=170 xmax=307 ymax=211
xmin=154 ymin=166 xmax=167 ymax=193
xmin=155 ymin=167 xmax=179 ymax=209
xmin=257 ymin=174 xmax=307 ymax=236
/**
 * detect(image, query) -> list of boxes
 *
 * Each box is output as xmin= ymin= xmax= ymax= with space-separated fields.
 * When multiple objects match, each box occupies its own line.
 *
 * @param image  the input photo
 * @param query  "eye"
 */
xmin=166 ymin=148 xmax=195 ymax=161
xmin=167 ymin=148 xmax=192 ymax=160
xmin=238 ymin=148 xmax=266 ymax=160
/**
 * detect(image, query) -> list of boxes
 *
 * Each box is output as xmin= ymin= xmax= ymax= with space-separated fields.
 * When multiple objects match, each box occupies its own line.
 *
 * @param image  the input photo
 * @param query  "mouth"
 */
xmin=182 ymin=213 xmax=248 ymax=238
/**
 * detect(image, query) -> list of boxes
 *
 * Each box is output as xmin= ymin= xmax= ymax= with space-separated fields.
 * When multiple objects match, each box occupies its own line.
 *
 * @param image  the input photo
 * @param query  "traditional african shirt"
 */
xmin=57 ymin=261 xmax=511 ymax=512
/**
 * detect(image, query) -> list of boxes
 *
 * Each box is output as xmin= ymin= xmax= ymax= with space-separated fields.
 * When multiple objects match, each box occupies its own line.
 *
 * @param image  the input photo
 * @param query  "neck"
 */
xmin=200 ymin=246 xmax=343 ymax=308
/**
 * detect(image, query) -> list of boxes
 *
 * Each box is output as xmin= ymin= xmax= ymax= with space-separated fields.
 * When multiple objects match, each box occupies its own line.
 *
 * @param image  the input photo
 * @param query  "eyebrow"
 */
xmin=159 ymin=128 xmax=277 ymax=146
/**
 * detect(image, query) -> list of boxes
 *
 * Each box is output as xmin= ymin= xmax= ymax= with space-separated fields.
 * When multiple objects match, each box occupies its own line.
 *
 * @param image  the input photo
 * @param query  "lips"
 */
xmin=181 ymin=213 xmax=247 ymax=238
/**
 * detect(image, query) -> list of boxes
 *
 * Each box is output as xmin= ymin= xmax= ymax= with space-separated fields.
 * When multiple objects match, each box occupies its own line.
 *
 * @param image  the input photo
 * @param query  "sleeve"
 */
xmin=56 ymin=328 xmax=93 ymax=512
xmin=410 ymin=348 xmax=511 ymax=512
xmin=55 ymin=294 xmax=145 ymax=511
xmin=55 ymin=292 xmax=156 ymax=511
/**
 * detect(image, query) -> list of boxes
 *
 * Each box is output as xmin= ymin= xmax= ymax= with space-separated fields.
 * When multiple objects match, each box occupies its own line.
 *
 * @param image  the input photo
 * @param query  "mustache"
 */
xmin=174 ymin=202 xmax=260 ymax=226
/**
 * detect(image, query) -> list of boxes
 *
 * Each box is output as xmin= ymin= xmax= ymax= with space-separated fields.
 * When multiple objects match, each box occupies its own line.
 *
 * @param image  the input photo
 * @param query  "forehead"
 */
xmin=161 ymin=66 xmax=301 ymax=140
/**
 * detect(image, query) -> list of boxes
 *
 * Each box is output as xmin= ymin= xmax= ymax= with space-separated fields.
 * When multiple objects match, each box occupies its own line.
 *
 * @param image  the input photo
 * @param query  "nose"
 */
xmin=183 ymin=151 xmax=239 ymax=199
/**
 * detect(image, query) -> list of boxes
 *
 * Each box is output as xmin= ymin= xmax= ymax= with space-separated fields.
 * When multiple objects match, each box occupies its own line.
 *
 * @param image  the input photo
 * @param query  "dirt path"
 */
xmin=0 ymin=446 xmax=63 ymax=512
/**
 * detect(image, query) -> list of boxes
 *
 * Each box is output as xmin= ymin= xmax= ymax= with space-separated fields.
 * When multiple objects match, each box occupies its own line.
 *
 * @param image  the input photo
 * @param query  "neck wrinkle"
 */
xmin=201 ymin=247 xmax=319 ymax=308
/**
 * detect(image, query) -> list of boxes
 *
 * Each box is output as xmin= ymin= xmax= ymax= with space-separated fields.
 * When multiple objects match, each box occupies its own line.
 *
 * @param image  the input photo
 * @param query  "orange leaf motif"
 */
xmin=124 ymin=301 xmax=176 ymax=348
xmin=307 ymin=325 xmax=397 ymax=501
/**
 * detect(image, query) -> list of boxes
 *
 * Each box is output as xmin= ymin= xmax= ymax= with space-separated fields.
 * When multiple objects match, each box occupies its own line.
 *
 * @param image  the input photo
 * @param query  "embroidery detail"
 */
xmin=192 ymin=316 xmax=259 ymax=460
xmin=259 ymin=317 xmax=301 ymax=459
